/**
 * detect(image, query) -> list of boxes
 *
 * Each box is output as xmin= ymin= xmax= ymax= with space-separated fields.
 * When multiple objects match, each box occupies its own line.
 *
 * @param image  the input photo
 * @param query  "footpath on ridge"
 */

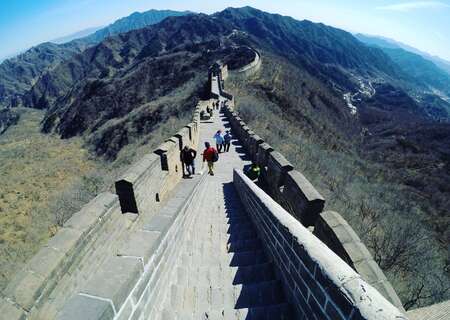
xmin=149 ymin=77 xmax=293 ymax=319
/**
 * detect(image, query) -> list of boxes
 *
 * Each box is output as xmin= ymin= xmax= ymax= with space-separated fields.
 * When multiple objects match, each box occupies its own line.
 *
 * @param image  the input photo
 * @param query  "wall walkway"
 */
xmin=0 ymin=63 xmax=416 ymax=320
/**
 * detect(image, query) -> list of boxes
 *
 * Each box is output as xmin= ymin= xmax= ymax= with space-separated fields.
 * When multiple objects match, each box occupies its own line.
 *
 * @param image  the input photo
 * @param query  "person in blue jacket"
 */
xmin=213 ymin=130 xmax=224 ymax=153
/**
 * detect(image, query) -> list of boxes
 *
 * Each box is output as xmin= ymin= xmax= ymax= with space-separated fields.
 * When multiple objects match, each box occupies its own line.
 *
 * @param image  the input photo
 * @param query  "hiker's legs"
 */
xmin=216 ymin=143 xmax=222 ymax=153
xmin=187 ymin=163 xmax=195 ymax=175
xmin=185 ymin=163 xmax=191 ymax=176
xmin=207 ymin=161 xmax=214 ymax=175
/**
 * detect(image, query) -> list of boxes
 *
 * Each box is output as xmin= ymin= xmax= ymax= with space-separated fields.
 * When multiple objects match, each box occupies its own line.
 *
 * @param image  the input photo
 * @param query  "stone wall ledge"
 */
xmin=223 ymin=98 xmax=404 ymax=312
xmin=234 ymin=169 xmax=407 ymax=320
xmin=57 ymin=172 xmax=208 ymax=320
xmin=2 ymin=192 xmax=118 ymax=314
xmin=314 ymin=211 xmax=405 ymax=310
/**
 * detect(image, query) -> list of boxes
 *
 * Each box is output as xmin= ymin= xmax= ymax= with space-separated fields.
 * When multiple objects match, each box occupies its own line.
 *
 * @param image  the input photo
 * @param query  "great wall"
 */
xmin=0 ymin=50 xmax=448 ymax=320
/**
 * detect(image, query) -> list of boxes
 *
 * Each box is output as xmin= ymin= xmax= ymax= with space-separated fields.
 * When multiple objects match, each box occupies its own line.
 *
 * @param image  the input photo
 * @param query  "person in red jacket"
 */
xmin=202 ymin=142 xmax=218 ymax=176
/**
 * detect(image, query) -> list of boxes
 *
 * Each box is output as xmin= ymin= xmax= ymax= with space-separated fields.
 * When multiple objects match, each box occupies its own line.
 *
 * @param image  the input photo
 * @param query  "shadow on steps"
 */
xmin=222 ymin=182 xmax=294 ymax=319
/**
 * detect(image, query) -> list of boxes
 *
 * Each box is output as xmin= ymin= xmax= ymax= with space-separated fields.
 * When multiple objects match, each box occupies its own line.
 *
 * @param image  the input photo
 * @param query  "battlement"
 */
xmin=222 ymin=85 xmax=405 ymax=312
xmin=0 ymin=61 xmax=415 ymax=320
xmin=234 ymin=169 xmax=406 ymax=319
xmin=0 ymin=103 xmax=203 ymax=319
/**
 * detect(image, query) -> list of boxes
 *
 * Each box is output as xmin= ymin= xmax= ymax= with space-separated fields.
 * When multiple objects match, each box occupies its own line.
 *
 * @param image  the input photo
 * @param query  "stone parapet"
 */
xmin=2 ymin=99 xmax=202 ymax=319
xmin=2 ymin=192 xmax=118 ymax=318
xmin=314 ymin=211 xmax=405 ymax=310
xmin=234 ymin=169 xmax=407 ymax=320
xmin=56 ymin=173 xmax=208 ymax=320
xmin=221 ymin=83 xmax=403 ymax=309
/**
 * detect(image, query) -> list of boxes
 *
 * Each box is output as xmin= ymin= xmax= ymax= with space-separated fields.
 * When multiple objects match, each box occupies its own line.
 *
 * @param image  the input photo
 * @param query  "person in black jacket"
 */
xmin=180 ymin=146 xmax=197 ymax=177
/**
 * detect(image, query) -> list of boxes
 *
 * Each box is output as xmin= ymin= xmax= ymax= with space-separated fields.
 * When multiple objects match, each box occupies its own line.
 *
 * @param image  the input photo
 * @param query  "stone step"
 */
xmin=228 ymin=229 xmax=258 ymax=242
xmin=226 ymin=222 xmax=256 ymax=234
xmin=231 ymin=263 xmax=276 ymax=285
xmin=236 ymin=303 xmax=293 ymax=320
xmin=166 ymin=281 xmax=288 ymax=318
xmin=227 ymin=239 xmax=262 ymax=253
xmin=229 ymin=250 xmax=269 ymax=267
xmin=234 ymin=280 xmax=286 ymax=309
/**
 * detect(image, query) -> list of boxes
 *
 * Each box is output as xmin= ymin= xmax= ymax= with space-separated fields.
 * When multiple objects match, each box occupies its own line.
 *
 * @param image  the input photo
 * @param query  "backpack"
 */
xmin=212 ymin=150 xmax=219 ymax=162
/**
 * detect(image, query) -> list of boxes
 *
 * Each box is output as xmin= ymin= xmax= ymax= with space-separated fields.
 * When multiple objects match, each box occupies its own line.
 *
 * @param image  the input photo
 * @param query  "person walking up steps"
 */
xmin=223 ymin=130 xmax=232 ymax=152
xmin=203 ymin=142 xmax=218 ymax=176
xmin=213 ymin=130 xmax=224 ymax=153
xmin=180 ymin=145 xmax=197 ymax=177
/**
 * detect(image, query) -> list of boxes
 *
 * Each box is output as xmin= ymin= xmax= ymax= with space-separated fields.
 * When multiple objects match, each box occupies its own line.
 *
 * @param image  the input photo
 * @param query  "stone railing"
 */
xmin=58 ymin=172 xmax=208 ymax=320
xmin=0 ymin=103 xmax=202 ymax=320
xmin=0 ymin=192 xmax=118 ymax=319
xmin=314 ymin=211 xmax=404 ymax=309
xmin=234 ymin=169 xmax=407 ymax=320
xmin=221 ymin=75 xmax=404 ymax=310
xmin=232 ymin=47 xmax=261 ymax=76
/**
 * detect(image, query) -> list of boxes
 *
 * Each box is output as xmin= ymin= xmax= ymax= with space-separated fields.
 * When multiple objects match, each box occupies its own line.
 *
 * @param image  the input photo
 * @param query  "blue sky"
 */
xmin=1 ymin=0 xmax=450 ymax=61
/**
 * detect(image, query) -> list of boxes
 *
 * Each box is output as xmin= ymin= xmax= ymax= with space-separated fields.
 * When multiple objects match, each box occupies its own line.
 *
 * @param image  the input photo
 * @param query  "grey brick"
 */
xmin=117 ymin=230 xmax=161 ymax=264
xmin=56 ymin=294 xmax=115 ymax=320
xmin=143 ymin=215 xmax=175 ymax=234
xmin=82 ymin=256 xmax=142 ymax=311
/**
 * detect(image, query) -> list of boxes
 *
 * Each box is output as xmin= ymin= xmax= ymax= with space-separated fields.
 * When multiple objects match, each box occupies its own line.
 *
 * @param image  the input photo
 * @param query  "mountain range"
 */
xmin=0 ymin=9 xmax=190 ymax=109
xmin=0 ymin=6 xmax=449 ymax=308
xmin=355 ymin=34 xmax=450 ymax=76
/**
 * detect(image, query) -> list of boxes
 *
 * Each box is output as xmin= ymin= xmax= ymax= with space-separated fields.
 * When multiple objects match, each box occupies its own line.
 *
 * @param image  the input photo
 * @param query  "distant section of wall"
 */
xmin=234 ymin=169 xmax=407 ymax=320
xmin=0 ymin=102 xmax=202 ymax=320
xmin=221 ymin=68 xmax=405 ymax=310
xmin=231 ymin=47 xmax=261 ymax=77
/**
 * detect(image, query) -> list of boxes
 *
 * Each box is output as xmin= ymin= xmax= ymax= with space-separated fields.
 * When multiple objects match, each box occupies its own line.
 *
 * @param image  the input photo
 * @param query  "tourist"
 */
xmin=202 ymin=142 xmax=218 ymax=176
xmin=180 ymin=145 xmax=197 ymax=177
xmin=245 ymin=163 xmax=261 ymax=181
xmin=213 ymin=130 xmax=224 ymax=153
xmin=223 ymin=130 xmax=232 ymax=152
xmin=206 ymin=106 xmax=213 ymax=117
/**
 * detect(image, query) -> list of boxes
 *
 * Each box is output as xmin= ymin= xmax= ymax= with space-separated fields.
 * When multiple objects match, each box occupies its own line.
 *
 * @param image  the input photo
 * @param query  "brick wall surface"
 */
xmin=222 ymin=88 xmax=404 ymax=311
xmin=2 ymin=101 xmax=201 ymax=319
xmin=234 ymin=169 xmax=407 ymax=320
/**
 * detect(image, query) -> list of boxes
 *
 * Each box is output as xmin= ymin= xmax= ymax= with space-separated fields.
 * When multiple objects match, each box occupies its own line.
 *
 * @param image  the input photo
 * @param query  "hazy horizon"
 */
xmin=1 ymin=1 xmax=450 ymax=62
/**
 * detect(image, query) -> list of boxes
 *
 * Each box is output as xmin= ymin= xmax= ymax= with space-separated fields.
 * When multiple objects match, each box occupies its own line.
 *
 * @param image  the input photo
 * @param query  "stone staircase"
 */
xmin=152 ymin=163 xmax=293 ymax=319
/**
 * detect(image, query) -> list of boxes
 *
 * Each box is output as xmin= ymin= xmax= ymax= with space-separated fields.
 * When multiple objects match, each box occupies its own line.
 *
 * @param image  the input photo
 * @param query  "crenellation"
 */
xmin=234 ymin=169 xmax=407 ymax=320
xmin=221 ymin=72 xmax=406 ymax=312
xmin=282 ymin=170 xmax=325 ymax=227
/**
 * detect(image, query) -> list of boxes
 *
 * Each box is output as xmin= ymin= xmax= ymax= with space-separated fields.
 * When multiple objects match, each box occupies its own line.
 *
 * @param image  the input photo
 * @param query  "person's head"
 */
xmin=205 ymin=142 xmax=210 ymax=148
xmin=217 ymin=130 xmax=221 ymax=134
xmin=226 ymin=130 xmax=229 ymax=134
xmin=183 ymin=145 xmax=189 ymax=151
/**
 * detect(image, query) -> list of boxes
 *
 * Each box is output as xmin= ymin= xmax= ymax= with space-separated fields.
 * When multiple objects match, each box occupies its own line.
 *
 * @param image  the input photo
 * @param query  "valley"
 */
xmin=0 ymin=109 xmax=97 ymax=290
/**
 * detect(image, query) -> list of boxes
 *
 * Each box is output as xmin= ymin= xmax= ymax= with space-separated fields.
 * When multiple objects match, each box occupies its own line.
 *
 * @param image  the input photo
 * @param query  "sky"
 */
xmin=1 ymin=0 xmax=450 ymax=61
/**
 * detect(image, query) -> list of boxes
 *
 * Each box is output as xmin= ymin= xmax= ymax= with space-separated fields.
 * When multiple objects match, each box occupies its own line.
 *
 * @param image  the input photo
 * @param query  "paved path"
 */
xmin=151 ymin=83 xmax=293 ymax=319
